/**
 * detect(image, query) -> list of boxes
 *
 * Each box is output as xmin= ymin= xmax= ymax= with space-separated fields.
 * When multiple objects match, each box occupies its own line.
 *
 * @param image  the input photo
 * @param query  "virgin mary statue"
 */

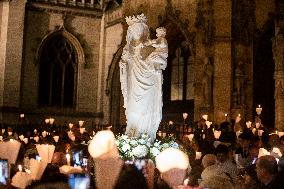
xmin=119 ymin=14 xmax=168 ymax=140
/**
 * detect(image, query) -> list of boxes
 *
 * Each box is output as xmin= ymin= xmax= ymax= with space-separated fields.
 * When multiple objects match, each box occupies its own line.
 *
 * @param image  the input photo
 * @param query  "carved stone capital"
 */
xmin=272 ymin=34 xmax=284 ymax=72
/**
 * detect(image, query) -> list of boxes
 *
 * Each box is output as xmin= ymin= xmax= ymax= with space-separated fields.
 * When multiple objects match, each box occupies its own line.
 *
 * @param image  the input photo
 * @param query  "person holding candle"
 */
xmin=215 ymin=144 xmax=238 ymax=185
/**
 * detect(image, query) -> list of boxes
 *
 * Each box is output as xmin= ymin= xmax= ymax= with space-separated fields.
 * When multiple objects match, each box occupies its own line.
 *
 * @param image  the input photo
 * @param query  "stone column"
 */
xmin=0 ymin=0 xmax=26 ymax=123
xmin=0 ymin=1 xmax=10 ymax=112
xmin=272 ymin=30 xmax=284 ymax=131
xmin=96 ymin=11 xmax=106 ymax=123
xmin=213 ymin=0 xmax=232 ymax=124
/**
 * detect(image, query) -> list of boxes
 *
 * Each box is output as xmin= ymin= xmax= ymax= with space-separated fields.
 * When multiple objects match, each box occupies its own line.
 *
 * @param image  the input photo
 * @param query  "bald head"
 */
xmin=202 ymin=154 xmax=217 ymax=168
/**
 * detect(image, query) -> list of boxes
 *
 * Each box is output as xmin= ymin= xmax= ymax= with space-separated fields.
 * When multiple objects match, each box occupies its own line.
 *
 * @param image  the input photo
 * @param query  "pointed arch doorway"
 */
xmin=253 ymin=18 xmax=275 ymax=127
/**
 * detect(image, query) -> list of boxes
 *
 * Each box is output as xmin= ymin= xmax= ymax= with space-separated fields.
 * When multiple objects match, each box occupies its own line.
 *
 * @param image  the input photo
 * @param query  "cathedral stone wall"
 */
xmin=255 ymin=0 xmax=275 ymax=30
xmin=0 ymin=0 xmax=280 ymax=127
xmin=124 ymin=0 xmax=196 ymax=32
xmin=0 ymin=2 xmax=9 ymax=109
xmin=0 ymin=0 xmax=25 ymax=123
xmin=103 ymin=22 xmax=123 ymax=123
xmin=21 ymin=10 xmax=49 ymax=109
xmin=213 ymin=0 xmax=232 ymax=123
xmin=21 ymin=6 xmax=102 ymax=124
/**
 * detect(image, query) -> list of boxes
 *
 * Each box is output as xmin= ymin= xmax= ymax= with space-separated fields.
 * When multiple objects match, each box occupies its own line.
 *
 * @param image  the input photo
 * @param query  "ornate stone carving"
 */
xmin=163 ymin=0 xmax=196 ymax=55
xmin=26 ymin=1 xmax=103 ymax=18
xmin=201 ymin=57 xmax=213 ymax=107
xmin=232 ymin=0 xmax=255 ymax=45
xmin=275 ymin=80 xmax=284 ymax=99
xmin=234 ymin=61 xmax=246 ymax=107
xmin=273 ymin=23 xmax=284 ymax=131
xmin=272 ymin=29 xmax=284 ymax=72
xmin=35 ymin=26 xmax=85 ymax=68
xmin=195 ymin=0 xmax=214 ymax=45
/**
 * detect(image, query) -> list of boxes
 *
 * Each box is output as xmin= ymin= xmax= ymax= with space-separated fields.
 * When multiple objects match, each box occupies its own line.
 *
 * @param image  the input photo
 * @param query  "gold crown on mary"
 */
xmin=125 ymin=13 xmax=147 ymax=26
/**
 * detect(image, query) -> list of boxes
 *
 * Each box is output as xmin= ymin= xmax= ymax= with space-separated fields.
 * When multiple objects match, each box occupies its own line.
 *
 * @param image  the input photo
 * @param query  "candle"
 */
xmin=252 ymin=128 xmax=256 ymax=134
xmin=18 ymin=165 xmax=22 ymax=172
xmin=23 ymin=138 xmax=28 ymax=144
xmin=66 ymin=154 xmax=71 ymax=166
xmin=224 ymin=113 xmax=228 ymax=120
xmin=19 ymin=135 xmax=24 ymax=141
xmin=278 ymin=131 xmax=284 ymax=137
xmin=183 ymin=113 xmax=188 ymax=120
xmin=235 ymin=114 xmax=241 ymax=123
xmin=45 ymin=118 xmax=50 ymax=124
xmin=196 ymin=152 xmax=202 ymax=160
xmin=49 ymin=118 xmax=55 ymax=125
xmin=214 ymin=130 xmax=222 ymax=139
xmin=236 ymin=130 xmax=242 ymax=138
xmin=187 ymin=134 xmax=194 ymax=142
xmin=69 ymin=123 xmax=73 ymax=129
xmin=79 ymin=120 xmax=84 ymax=127
xmin=53 ymin=136 xmax=59 ymax=142
xmin=202 ymin=114 xmax=208 ymax=121
xmin=246 ymin=121 xmax=252 ymax=129
xmin=205 ymin=121 xmax=212 ymax=129
xmin=256 ymin=105 xmax=262 ymax=115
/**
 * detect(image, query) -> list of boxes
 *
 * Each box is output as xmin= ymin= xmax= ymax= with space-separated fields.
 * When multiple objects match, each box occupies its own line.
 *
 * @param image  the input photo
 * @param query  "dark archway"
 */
xmin=38 ymin=34 xmax=77 ymax=108
xmin=107 ymin=45 xmax=126 ymax=128
xmin=160 ymin=21 xmax=194 ymax=124
xmin=253 ymin=17 xmax=275 ymax=127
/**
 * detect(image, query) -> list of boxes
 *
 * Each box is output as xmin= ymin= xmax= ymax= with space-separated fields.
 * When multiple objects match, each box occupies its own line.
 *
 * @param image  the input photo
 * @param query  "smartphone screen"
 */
xmin=68 ymin=173 xmax=90 ymax=189
xmin=72 ymin=150 xmax=83 ymax=167
xmin=0 ymin=159 xmax=9 ymax=185
xmin=36 ymin=155 xmax=41 ymax=161
xmin=251 ymin=157 xmax=257 ymax=164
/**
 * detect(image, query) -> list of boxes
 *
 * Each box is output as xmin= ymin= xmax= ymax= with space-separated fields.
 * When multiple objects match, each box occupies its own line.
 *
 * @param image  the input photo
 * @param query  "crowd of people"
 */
xmin=0 ymin=116 xmax=283 ymax=189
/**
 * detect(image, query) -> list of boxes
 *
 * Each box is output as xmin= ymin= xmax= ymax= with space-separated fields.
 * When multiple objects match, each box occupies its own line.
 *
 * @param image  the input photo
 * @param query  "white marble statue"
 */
xmin=119 ymin=14 xmax=168 ymax=140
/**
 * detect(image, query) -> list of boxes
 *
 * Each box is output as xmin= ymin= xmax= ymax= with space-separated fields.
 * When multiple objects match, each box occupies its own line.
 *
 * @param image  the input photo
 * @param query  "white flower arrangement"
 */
xmin=116 ymin=134 xmax=179 ymax=162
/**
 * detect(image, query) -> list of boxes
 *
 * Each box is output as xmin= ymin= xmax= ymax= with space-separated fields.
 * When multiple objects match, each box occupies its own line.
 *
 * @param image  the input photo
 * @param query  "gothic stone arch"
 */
xmin=35 ymin=26 xmax=85 ymax=110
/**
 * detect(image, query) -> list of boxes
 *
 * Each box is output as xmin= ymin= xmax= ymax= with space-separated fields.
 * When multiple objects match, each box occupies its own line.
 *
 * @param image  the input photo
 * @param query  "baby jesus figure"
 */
xmin=145 ymin=27 xmax=168 ymax=71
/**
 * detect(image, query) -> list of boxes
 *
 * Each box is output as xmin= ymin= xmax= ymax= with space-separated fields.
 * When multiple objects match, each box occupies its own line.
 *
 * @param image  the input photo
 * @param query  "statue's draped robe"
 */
xmin=120 ymin=34 xmax=167 ymax=139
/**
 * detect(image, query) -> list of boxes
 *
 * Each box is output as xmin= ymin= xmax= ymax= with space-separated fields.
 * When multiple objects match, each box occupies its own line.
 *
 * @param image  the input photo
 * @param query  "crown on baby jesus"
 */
xmin=125 ymin=13 xmax=147 ymax=26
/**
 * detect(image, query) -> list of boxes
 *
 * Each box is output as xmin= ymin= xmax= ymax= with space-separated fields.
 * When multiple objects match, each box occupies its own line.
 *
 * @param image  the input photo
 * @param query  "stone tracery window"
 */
xmin=38 ymin=34 xmax=77 ymax=108
xmin=170 ymin=46 xmax=193 ymax=101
